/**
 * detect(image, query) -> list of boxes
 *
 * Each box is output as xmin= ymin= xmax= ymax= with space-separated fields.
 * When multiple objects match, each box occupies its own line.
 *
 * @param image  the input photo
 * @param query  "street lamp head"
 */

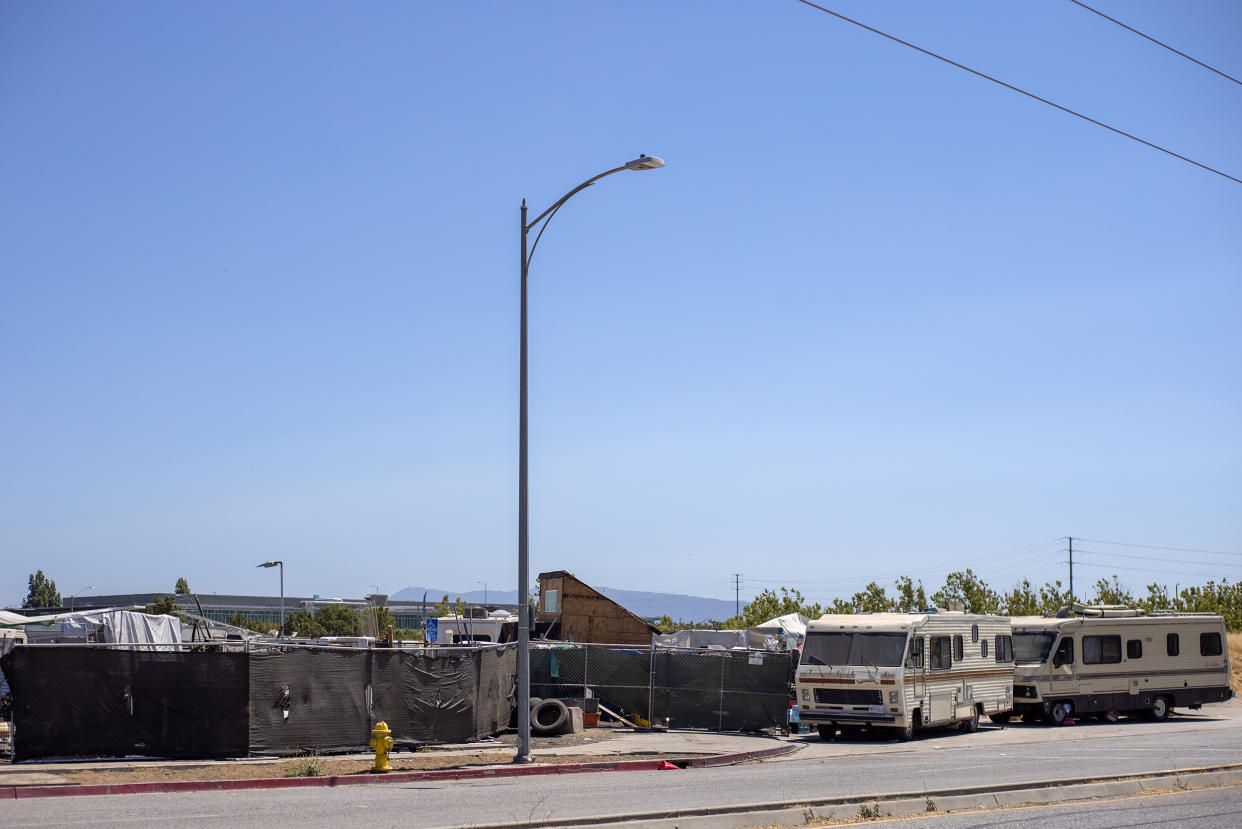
xmin=257 ymin=560 xmax=282 ymax=569
xmin=624 ymin=154 xmax=665 ymax=171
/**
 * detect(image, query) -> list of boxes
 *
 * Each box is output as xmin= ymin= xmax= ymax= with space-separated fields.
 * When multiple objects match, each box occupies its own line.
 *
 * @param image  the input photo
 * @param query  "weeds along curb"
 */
xmin=1 ymin=744 xmax=800 ymax=800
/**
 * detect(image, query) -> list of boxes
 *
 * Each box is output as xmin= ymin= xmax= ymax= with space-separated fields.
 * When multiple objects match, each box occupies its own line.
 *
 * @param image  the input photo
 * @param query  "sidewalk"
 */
xmin=0 ymin=728 xmax=795 ymax=793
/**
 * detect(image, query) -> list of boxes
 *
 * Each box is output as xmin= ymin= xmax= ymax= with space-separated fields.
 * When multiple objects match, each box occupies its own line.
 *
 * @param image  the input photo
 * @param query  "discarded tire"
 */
xmin=531 ymin=699 xmax=570 ymax=734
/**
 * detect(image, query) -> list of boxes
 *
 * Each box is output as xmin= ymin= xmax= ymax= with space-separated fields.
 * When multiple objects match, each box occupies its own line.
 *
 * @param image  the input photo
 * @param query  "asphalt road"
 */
xmin=861 ymin=784 xmax=1242 ymax=829
xmin=4 ymin=704 xmax=1241 ymax=828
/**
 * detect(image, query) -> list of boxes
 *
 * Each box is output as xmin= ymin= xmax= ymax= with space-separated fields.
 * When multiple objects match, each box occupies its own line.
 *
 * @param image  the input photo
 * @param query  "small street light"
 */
xmin=257 ymin=560 xmax=285 ymax=635
xmin=70 ymin=585 xmax=94 ymax=613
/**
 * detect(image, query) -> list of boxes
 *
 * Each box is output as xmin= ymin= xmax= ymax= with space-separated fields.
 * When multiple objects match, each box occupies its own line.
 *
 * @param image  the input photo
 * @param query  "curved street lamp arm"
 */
xmin=524 ymin=164 xmax=628 ymax=270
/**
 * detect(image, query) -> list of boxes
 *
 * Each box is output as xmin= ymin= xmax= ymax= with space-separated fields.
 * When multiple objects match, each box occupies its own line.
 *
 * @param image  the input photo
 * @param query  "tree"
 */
xmin=454 ymin=596 xmax=468 ymax=617
xmin=1137 ymin=583 xmax=1174 ymax=614
xmin=282 ymin=610 xmax=326 ymax=638
xmin=931 ymin=570 xmax=1000 ymax=614
xmin=434 ymin=594 xmax=451 ymax=617
xmin=850 ymin=582 xmax=895 ymax=613
xmin=1002 ymin=580 xmax=1040 ymax=616
xmin=226 ymin=612 xmax=280 ymax=635
xmin=23 ymin=570 xmax=61 ymax=609
xmin=146 ymin=595 xmax=179 ymax=615
xmin=1038 ymin=580 xmax=1070 ymax=615
xmin=1091 ymin=575 xmax=1134 ymax=606
xmin=174 ymin=578 xmax=191 ymax=595
xmin=725 ymin=587 xmax=821 ymax=628
xmin=893 ymin=577 xmax=927 ymax=613
xmin=315 ymin=604 xmax=361 ymax=636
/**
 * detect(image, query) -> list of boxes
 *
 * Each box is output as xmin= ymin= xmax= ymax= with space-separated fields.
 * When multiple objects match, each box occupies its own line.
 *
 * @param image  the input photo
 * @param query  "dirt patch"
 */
xmin=1229 ymin=633 xmax=1241 ymax=695
xmin=57 ymin=751 xmax=656 ymax=785
xmin=48 ymin=726 xmax=659 ymax=785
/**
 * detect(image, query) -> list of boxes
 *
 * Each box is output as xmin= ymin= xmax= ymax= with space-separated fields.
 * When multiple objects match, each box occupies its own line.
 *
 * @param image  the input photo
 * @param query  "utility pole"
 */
xmin=733 ymin=573 xmax=742 ymax=617
xmin=1067 ymin=536 xmax=1074 ymax=602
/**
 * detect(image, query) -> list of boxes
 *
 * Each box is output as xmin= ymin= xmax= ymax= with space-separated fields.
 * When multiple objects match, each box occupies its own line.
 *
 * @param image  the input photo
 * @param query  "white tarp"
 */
xmin=652 ymin=629 xmax=749 ymax=650
xmin=58 ymin=610 xmax=182 ymax=650
xmin=747 ymin=612 xmax=809 ymax=649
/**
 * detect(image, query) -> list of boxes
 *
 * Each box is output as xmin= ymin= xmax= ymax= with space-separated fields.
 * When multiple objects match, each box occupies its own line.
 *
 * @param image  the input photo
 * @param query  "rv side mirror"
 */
xmin=1052 ymin=654 xmax=1062 ymax=668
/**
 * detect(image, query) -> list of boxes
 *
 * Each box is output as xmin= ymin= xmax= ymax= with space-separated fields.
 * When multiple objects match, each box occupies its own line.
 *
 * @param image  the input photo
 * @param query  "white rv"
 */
xmin=1009 ymin=606 xmax=1233 ymax=724
xmin=795 ymin=611 xmax=1014 ymax=740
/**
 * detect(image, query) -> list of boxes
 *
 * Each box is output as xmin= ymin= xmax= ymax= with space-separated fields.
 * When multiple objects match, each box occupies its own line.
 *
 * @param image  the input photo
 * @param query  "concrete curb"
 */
xmin=516 ymin=763 xmax=1242 ymax=829
xmin=0 ymin=743 xmax=800 ymax=800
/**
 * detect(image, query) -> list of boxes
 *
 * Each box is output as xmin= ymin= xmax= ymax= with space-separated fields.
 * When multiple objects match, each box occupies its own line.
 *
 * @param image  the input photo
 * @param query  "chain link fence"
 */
xmin=530 ymin=643 xmax=791 ymax=732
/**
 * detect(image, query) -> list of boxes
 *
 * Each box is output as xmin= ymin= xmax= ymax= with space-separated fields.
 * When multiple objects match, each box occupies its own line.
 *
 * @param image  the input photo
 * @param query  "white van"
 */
xmin=795 ymin=611 xmax=1014 ymax=740
xmin=1009 ymin=605 xmax=1232 ymax=724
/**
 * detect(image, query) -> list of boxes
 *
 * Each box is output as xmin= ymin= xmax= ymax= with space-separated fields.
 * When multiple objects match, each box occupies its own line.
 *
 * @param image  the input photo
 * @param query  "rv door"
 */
xmin=1050 ymin=635 xmax=1077 ymax=694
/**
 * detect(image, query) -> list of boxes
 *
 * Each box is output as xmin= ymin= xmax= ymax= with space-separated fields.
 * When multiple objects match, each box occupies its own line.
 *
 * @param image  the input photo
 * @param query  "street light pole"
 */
xmin=70 ymin=585 xmax=94 ymax=613
xmin=257 ymin=560 xmax=284 ymax=634
xmin=516 ymin=155 xmax=665 ymax=763
xmin=479 ymin=581 xmax=488 ymax=606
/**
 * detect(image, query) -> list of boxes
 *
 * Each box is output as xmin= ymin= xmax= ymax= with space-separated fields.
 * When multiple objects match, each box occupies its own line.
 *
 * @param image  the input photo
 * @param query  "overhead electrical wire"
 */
xmin=1073 ymin=537 xmax=1241 ymax=557
xmin=1072 ymin=548 xmax=1242 ymax=569
xmin=791 ymin=0 xmax=1242 ymax=186
xmin=1068 ymin=0 xmax=1242 ymax=87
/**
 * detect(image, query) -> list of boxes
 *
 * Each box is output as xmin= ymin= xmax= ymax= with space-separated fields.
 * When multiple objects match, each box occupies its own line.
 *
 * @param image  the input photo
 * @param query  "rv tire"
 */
xmin=959 ymin=710 xmax=980 ymax=733
xmin=1048 ymin=701 xmax=1071 ymax=725
xmin=1147 ymin=696 xmax=1170 ymax=722
xmin=989 ymin=712 xmax=1012 ymax=724
xmin=816 ymin=724 xmax=836 ymax=740
xmin=894 ymin=718 xmax=916 ymax=741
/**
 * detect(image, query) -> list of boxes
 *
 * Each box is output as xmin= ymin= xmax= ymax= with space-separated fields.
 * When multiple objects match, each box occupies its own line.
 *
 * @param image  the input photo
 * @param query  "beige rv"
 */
xmin=1009 ymin=605 xmax=1232 ymax=724
xmin=795 ymin=611 xmax=1014 ymax=740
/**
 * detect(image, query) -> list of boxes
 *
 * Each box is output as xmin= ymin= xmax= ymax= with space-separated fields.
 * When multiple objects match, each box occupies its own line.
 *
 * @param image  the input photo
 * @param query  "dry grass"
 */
xmin=55 ymin=752 xmax=673 ymax=786
xmin=1229 ymin=633 xmax=1241 ymax=695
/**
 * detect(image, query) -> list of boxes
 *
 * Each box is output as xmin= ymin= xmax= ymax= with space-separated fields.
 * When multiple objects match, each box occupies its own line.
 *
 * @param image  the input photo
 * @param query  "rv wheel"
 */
xmin=959 ymin=710 xmax=979 ymax=733
xmin=1148 ymin=696 xmax=1170 ymax=722
xmin=816 ymin=724 xmax=836 ymax=740
xmin=895 ymin=720 xmax=916 ymax=741
xmin=1048 ymin=701 xmax=1071 ymax=725
xmin=989 ymin=712 xmax=1012 ymax=725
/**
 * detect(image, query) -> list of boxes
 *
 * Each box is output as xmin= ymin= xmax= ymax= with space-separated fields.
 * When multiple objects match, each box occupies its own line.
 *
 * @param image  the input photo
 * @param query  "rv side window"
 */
xmin=1126 ymin=639 xmax=1142 ymax=659
xmin=1053 ymin=637 xmax=1074 ymax=666
xmin=929 ymin=636 xmax=952 ymax=669
xmin=971 ymin=624 xmax=979 ymax=643
xmin=994 ymin=634 xmax=1012 ymax=663
xmin=953 ymin=635 xmax=964 ymax=661
xmin=1083 ymin=635 xmax=1122 ymax=665
xmin=906 ymin=635 xmax=924 ymax=668
xmin=980 ymin=638 xmax=989 ymax=658
xmin=1200 ymin=632 xmax=1223 ymax=656
xmin=1166 ymin=633 xmax=1180 ymax=657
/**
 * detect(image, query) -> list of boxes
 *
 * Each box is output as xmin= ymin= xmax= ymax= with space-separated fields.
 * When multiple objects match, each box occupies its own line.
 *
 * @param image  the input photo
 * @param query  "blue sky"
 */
xmin=2 ymin=1 xmax=1239 ymax=610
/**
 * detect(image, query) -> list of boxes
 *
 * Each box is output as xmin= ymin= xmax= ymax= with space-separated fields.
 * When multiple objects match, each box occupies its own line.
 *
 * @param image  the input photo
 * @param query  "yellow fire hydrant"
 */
xmin=370 ymin=721 xmax=393 ymax=773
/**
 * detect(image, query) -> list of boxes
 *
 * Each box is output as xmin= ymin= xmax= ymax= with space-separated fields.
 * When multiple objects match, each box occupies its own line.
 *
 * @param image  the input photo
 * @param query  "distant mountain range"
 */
xmin=390 ymin=585 xmax=737 ymax=623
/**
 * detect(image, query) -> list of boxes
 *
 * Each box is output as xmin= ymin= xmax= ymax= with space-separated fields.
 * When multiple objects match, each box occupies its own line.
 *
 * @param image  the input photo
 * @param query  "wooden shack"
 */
xmin=536 ymin=571 xmax=659 ymax=646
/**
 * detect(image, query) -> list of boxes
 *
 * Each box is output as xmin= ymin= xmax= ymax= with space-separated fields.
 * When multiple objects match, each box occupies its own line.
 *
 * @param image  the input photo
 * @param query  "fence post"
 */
xmin=718 ymin=651 xmax=726 ymax=733
xmin=582 ymin=644 xmax=589 ymax=701
xmin=648 ymin=639 xmax=656 ymax=729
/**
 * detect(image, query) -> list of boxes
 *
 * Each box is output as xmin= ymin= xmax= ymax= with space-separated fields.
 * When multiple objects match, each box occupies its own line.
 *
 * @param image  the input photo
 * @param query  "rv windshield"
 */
xmin=802 ymin=632 xmax=907 ymax=667
xmin=1013 ymin=630 xmax=1058 ymax=664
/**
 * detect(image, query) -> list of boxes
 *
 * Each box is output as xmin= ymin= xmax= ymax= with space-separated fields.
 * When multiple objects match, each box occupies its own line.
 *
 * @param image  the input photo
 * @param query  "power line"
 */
xmin=1073 ymin=537 xmax=1241 ymax=557
xmin=791 ymin=0 xmax=1242 ymax=186
xmin=1073 ymin=548 xmax=1242 ymax=569
xmin=1068 ymin=0 xmax=1242 ymax=88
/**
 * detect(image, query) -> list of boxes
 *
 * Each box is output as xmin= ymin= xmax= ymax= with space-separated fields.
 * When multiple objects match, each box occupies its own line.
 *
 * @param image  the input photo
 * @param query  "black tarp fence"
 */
xmin=2 ymin=643 xmax=516 ymax=762
xmin=530 ymin=643 xmax=790 ymax=732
